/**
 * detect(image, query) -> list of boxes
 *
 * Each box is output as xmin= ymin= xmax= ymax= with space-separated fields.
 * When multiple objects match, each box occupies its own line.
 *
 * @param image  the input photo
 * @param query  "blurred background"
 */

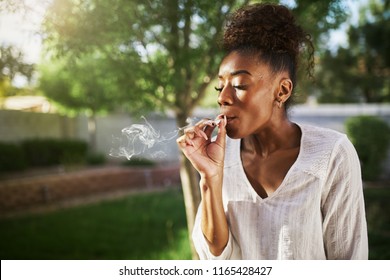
xmin=0 ymin=0 xmax=389 ymax=260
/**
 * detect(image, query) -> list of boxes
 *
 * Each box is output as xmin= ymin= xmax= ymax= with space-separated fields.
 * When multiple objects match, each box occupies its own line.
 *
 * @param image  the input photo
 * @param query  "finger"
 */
xmin=203 ymin=119 xmax=221 ymax=139
xmin=185 ymin=122 xmax=209 ymax=140
xmin=194 ymin=126 xmax=208 ymax=140
xmin=176 ymin=136 xmax=186 ymax=148
xmin=214 ymin=115 xmax=227 ymax=148
xmin=186 ymin=138 xmax=195 ymax=146
xmin=184 ymin=127 xmax=206 ymax=141
xmin=177 ymin=135 xmax=194 ymax=148
xmin=195 ymin=118 xmax=219 ymax=140
xmin=203 ymin=123 xmax=215 ymax=138
xmin=183 ymin=118 xmax=219 ymax=141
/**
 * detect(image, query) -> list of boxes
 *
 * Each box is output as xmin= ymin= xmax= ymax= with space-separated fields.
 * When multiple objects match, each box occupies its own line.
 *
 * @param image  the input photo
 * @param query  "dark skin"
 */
xmin=177 ymin=50 xmax=301 ymax=255
xmin=217 ymin=50 xmax=301 ymax=198
xmin=241 ymin=125 xmax=301 ymax=198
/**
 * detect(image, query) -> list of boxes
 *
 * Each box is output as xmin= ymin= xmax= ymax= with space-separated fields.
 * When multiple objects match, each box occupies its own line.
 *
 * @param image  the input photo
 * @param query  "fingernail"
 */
xmin=202 ymin=131 xmax=208 ymax=140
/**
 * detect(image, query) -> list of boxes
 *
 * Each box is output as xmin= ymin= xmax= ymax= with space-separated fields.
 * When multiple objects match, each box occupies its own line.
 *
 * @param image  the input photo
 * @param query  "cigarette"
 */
xmin=204 ymin=117 xmax=222 ymax=127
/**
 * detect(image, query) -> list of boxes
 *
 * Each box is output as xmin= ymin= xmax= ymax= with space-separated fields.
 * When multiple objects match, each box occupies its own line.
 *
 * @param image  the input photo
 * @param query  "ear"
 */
xmin=275 ymin=78 xmax=293 ymax=104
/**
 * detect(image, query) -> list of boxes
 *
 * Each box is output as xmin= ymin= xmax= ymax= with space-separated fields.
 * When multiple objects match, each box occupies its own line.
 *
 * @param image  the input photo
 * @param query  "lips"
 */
xmin=218 ymin=111 xmax=238 ymax=126
xmin=219 ymin=112 xmax=236 ymax=122
xmin=224 ymin=115 xmax=237 ymax=124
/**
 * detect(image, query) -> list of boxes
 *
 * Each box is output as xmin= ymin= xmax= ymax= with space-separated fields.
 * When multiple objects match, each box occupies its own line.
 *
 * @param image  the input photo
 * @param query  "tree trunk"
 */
xmin=176 ymin=112 xmax=201 ymax=260
xmin=88 ymin=113 xmax=97 ymax=153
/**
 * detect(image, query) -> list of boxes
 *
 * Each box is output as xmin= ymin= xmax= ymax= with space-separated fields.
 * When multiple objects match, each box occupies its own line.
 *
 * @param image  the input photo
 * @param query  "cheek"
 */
xmin=243 ymin=96 xmax=275 ymax=127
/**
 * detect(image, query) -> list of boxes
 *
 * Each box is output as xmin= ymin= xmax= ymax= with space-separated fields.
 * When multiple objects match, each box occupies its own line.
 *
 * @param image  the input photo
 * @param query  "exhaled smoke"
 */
xmin=110 ymin=116 xmax=179 ymax=160
xmin=109 ymin=116 xmax=219 ymax=160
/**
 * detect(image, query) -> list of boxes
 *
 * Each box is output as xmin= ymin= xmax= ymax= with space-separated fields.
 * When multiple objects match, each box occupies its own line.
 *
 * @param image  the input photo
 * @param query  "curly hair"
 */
xmin=223 ymin=3 xmax=314 ymax=104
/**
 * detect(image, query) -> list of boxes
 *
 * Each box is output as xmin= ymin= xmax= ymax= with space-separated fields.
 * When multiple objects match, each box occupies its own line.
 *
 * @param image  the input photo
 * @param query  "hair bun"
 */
xmin=223 ymin=4 xmax=305 ymax=56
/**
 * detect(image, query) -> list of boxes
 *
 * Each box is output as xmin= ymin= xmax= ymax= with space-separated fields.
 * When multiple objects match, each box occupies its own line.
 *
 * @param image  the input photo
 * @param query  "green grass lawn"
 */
xmin=0 ymin=188 xmax=192 ymax=260
xmin=0 ymin=186 xmax=388 ymax=260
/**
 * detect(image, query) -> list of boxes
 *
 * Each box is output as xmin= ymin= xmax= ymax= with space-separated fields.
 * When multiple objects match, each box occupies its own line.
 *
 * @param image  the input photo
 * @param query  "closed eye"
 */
xmin=233 ymin=85 xmax=247 ymax=90
xmin=214 ymin=86 xmax=223 ymax=92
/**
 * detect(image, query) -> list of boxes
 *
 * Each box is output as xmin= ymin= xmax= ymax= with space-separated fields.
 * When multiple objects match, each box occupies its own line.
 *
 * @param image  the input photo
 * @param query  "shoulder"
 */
xmin=297 ymin=123 xmax=357 ymax=178
xmin=299 ymin=123 xmax=346 ymax=145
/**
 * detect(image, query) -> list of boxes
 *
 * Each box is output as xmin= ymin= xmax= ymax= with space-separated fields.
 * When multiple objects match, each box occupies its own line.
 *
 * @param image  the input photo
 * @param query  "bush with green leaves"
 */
xmin=21 ymin=139 xmax=88 ymax=167
xmin=345 ymin=115 xmax=390 ymax=181
xmin=121 ymin=157 xmax=156 ymax=167
xmin=0 ymin=142 xmax=27 ymax=172
xmin=86 ymin=153 xmax=107 ymax=166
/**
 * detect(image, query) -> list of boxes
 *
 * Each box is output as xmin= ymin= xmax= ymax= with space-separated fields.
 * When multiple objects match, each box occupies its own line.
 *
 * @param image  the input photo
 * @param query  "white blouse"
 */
xmin=192 ymin=123 xmax=368 ymax=259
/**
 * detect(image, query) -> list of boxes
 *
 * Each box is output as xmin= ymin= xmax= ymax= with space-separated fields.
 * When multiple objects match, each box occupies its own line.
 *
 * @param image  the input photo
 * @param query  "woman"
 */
xmin=177 ymin=3 xmax=368 ymax=259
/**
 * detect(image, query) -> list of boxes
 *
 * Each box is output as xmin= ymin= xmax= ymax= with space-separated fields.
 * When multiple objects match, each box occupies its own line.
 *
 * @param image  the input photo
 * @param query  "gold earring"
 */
xmin=278 ymin=100 xmax=283 ymax=108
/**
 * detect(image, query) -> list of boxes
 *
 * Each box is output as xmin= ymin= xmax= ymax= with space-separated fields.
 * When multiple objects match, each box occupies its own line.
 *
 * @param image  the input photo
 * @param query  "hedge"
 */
xmin=0 ymin=142 xmax=27 ymax=172
xmin=0 ymin=139 xmax=88 ymax=172
xmin=345 ymin=115 xmax=390 ymax=181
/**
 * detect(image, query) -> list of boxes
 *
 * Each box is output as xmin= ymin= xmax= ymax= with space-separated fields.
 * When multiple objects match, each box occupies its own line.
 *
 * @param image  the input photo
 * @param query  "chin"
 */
xmin=226 ymin=127 xmax=244 ymax=139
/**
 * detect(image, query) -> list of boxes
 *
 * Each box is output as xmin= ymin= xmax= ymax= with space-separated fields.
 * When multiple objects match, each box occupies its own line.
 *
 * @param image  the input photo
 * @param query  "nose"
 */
xmin=217 ymin=85 xmax=234 ymax=106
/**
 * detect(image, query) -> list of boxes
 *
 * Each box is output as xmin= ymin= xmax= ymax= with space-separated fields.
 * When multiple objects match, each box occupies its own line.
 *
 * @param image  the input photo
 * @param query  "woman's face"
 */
xmin=216 ymin=51 xmax=286 ymax=139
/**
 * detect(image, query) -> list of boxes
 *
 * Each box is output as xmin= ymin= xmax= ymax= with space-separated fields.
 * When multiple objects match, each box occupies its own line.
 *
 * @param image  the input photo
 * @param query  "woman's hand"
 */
xmin=177 ymin=115 xmax=227 ymax=179
xmin=178 ymin=115 xmax=229 ymax=256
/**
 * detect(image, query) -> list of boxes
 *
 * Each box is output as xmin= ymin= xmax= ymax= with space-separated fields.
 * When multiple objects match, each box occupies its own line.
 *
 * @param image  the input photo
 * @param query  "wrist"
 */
xmin=199 ymin=172 xmax=223 ymax=192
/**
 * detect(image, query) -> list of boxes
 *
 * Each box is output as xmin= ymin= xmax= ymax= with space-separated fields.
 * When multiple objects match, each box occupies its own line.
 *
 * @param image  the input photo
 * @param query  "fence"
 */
xmin=1 ymin=104 xmax=390 ymax=175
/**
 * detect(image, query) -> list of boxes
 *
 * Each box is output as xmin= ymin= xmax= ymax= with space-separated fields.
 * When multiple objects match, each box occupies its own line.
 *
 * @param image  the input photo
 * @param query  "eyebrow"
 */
xmin=218 ymin=69 xmax=252 ymax=78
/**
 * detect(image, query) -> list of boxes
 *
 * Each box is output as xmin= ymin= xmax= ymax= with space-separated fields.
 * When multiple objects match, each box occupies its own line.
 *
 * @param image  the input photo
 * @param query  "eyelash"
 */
xmin=234 ymin=85 xmax=247 ymax=90
xmin=214 ymin=85 xmax=247 ymax=92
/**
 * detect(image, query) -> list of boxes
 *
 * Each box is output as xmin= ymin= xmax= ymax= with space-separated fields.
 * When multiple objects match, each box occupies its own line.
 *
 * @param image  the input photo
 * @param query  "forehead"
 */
xmin=219 ymin=51 xmax=270 ymax=77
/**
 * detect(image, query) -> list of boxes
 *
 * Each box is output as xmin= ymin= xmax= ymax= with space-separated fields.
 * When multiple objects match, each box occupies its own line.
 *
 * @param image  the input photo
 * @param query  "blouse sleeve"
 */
xmin=321 ymin=135 xmax=369 ymax=259
xmin=192 ymin=203 xmax=242 ymax=260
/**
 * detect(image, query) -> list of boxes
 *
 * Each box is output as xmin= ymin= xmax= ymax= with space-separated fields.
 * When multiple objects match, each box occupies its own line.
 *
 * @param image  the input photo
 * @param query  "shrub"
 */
xmin=21 ymin=139 xmax=88 ymax=167
xmin=345 ymin=115 xmax=390 ymax=181
xmin=21 ymin=139 xmax=61 ymax=166
xmin=0 ymin=142 xmax=27 ymax=172
xmin=59 ymin=140 xmax=88 ymax=166
xmin=86 ymin=153 xmax=107 ymax=166
xmin=121 ymin=157 xmax=156 ymax=167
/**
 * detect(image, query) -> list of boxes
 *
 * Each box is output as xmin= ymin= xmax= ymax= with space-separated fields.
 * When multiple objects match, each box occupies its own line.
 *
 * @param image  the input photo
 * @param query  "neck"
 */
xmin=241 ymin=118 xmax=300 ymax=158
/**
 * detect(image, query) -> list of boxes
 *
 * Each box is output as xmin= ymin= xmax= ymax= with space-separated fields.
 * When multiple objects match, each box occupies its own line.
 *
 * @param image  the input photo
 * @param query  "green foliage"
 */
xmin=41 ymin=0 xmax=244 ymax=119
xmin=0 ymin=45 xmax=35 ymax=98
xmin=0 ymin=45 xmax=34 ymax=83
xmin=0 ymin=139 xmax=109 ymax=171
xmin=121 ymin=157 xmax=156 ymax=167
xmin=38 ymin=54 xmax=129 ymax=116
xmin=315 ymin=0 xmax=390 ymax=103
xmin=0 ymin=142 xmax=27 ymax=172
xmin=315 ymin=49 xmax=363 ymax=103
xmin=86 ymin=153 xmax=107 ymax=166
xmin=291 ymin=0 xmax=348 ymax=48
xmin=363 ymin=185 xmax=390 ymax=259
xmin=21 ymin=138 xmax=88 ymax=167
xmin=40 ymin=0 xmax=346 ymax=122
xmin=345 ymin=115 xmax=390 ymax=180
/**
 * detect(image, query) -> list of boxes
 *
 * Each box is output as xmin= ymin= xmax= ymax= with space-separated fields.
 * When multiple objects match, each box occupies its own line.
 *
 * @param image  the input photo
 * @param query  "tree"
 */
xmin=0 ymin=0 xmax=27 ymax=12
xmin=38 ymin=51 xmax=147 ymax=151
xmin=315 ymin=0 xmax=390 ymax=103
xmin=0 ymin=45 xmax=35 ymax=100
xmin=41 ymin=0 xmax=347 ymax=259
